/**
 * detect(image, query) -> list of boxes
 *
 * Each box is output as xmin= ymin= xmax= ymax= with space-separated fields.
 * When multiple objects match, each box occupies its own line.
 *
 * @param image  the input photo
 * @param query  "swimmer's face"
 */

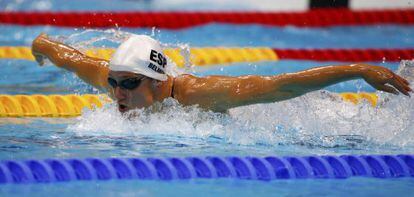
xmin=108 ymin=71 xmax=155 ymax=113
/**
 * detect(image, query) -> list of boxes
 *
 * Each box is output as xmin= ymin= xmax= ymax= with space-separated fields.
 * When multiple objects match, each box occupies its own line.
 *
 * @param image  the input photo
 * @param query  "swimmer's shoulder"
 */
xmin=172 ymin=74 xmax=230 ymax=113
xmin=174 ymin=74 xmax=198 ymax=86
xmin=171 ymin=74 xmax=199 ymax=102
xmin=174 ymin=74 xmax=197 ymax=81
xmin=173 ymin=74 xmax=230 ymax=82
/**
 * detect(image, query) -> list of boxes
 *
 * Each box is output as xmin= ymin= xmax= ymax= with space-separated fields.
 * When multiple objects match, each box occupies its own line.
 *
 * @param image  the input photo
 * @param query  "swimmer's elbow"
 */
xmin=273 ymin=74 xmax=316 ymax=98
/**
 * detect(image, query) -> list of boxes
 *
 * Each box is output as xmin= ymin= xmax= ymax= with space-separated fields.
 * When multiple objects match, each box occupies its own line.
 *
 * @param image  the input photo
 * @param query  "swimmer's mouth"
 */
xmin=118 ymin=104 xmax=128 ymax=113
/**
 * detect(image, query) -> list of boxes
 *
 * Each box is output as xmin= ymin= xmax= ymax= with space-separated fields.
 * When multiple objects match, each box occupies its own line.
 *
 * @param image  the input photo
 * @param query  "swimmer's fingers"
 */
xmin=389 ymin=75 xmax=411 ymax=96
xmin=32 ymin=33 xmax=50 ymax=66
xmin=399 ymin=79 xmax=413 ymax=94
xmin=376 ymin=84 xmax=400 ymax=95
xmin=395 ymin=75 xmax=412 ymax=96
xmin=397 ymin=75 xmax=410 ymax=86
xmin=33 ymin=53 xmax=45 ymax=66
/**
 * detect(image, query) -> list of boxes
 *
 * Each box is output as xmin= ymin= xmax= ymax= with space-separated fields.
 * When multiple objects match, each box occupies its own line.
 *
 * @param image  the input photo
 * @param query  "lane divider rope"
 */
xmin=0 ymin=94 xmax=110 ymax=117
xmin=0 ymin=154 xmax=413 ymax=183
xmin=0 ymin=93 xmax=377 ymax=117
xmin=0 ymin=9 xmax=413 ymax=28
xmin=272 ymin=48 xmax=414 ymax=62
xmin=0 ymin=47 xmax=278 ymax=67
xmin=1 ymin=47 xmax=413 ymax=66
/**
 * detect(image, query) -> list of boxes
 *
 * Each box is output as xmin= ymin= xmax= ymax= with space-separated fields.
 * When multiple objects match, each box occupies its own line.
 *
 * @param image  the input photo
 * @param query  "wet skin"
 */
xmin=108 ymin=72 xmax=150 ymax=113
xmin=108 ymin=71 xmax=172 ymax=113
xmin=32 ymin=33 xmax=412 ymax=113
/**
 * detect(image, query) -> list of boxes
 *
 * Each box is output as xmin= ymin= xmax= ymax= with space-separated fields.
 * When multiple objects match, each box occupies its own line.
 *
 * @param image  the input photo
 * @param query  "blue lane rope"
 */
xmin=0 ymin=154 xmax=413 ymax=184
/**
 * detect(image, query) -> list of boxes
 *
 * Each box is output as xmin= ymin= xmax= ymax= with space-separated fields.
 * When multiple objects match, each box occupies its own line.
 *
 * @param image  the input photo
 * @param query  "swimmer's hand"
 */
xmin=32 ymin=33 xmax=49 ymax=66
xmin=361 ymin=64 xmax=412 ymax=96
xmin=33 ymin=52 xmax=46 ymax=66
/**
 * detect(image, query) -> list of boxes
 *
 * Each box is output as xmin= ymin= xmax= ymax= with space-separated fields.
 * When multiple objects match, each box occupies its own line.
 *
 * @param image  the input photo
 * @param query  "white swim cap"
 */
xmin=109 ymin=35 xmax=168 ymax=81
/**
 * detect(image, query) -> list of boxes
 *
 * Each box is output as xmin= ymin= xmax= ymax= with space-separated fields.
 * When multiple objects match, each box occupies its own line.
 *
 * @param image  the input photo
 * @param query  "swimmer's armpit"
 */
xmin=32 ymin=33 xmax=110 ymax=91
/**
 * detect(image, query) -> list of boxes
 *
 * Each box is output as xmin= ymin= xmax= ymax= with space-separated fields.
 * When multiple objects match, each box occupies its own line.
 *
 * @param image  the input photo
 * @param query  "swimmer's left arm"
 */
xmin=174 ymin=64 xmax=411 ymax=112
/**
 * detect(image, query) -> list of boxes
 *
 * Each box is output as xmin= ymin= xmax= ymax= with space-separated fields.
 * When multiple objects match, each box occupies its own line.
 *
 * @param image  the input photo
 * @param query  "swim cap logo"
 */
xmin=148 ymin=49 xmax=166 ymax=74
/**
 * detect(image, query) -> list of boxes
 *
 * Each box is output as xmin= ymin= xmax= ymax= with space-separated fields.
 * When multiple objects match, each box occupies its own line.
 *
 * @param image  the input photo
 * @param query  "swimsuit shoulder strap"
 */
xmin=170 ymin=76 xmax=175 ymax=99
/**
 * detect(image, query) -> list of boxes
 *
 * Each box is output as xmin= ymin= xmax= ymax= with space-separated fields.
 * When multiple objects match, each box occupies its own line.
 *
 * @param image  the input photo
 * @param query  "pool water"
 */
xmin=1 ymin=0 xmax=414 ymax=196
xmin=2 ymin=178 xmax=414 ymax=197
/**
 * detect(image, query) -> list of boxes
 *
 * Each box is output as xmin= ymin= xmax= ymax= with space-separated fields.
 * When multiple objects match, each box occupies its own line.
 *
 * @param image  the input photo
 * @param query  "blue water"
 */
xmin=1 ymin=178 xmax=414 ymax=197
xmin=1 ymin=0 xmax=414 ymax=196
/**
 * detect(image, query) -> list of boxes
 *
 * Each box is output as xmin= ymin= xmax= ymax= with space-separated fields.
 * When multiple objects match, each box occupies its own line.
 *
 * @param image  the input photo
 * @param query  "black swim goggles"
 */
xmin=107 ymin=76 xmax=147 ymax=90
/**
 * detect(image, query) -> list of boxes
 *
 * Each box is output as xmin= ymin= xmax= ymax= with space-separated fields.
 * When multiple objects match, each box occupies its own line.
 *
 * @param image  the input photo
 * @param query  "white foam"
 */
xmin=62 ymin=30 xmax=414 ymax=149
xmin=67 ymin=61 xmax=414 ymax=149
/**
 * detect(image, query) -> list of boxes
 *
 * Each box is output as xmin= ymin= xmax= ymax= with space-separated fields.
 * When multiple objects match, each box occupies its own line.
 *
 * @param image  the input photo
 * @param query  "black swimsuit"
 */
xmin=170 ymin=82 xmax=175 ymax=98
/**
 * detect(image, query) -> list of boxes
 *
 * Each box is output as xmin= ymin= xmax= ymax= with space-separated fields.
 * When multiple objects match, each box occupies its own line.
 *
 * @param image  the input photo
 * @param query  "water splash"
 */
xmin=58 ymin=29 xmax=414 ymax=151
xmin=64 ymin=28 xmax=130 ymax=49
xmin=162 ymin=42 xmax=193 ymax=76
xmin=68 ymin=61 xmax=414 ymax=150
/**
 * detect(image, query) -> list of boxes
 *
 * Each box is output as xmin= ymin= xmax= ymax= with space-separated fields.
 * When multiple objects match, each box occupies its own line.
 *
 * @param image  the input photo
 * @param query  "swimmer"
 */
xmin=32 ymin=33 xmax=411 ymax=113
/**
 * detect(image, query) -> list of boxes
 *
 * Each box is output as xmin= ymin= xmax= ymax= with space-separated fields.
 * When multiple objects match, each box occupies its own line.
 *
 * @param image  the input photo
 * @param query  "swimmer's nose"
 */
xmin=114 ymin=86 xmax=126 ymax=100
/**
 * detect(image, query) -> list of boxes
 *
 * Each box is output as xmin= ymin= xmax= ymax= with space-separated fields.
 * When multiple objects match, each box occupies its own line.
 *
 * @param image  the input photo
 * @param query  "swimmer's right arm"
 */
xmin=32 ymin=33 xmax=109 ymax=90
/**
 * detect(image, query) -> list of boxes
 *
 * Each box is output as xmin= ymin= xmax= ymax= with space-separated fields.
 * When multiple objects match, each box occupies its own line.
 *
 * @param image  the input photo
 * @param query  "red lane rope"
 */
xmin=0 ymin=9 xmax=413 ymax=28
xmin=0 ymin=46 xmax=412 ymax=62
xmin=273 ymin=48 xmax=414 ymax=62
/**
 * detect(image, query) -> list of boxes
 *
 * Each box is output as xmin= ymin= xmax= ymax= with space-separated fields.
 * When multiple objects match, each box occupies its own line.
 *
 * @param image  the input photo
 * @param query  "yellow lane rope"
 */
xmin=0 ymin=94 xmax=110 ymax=117
xmin=0 ymin=93 xmax=377 ymax=117
xmin=0 ymin=47 xmax=278 ymax=67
